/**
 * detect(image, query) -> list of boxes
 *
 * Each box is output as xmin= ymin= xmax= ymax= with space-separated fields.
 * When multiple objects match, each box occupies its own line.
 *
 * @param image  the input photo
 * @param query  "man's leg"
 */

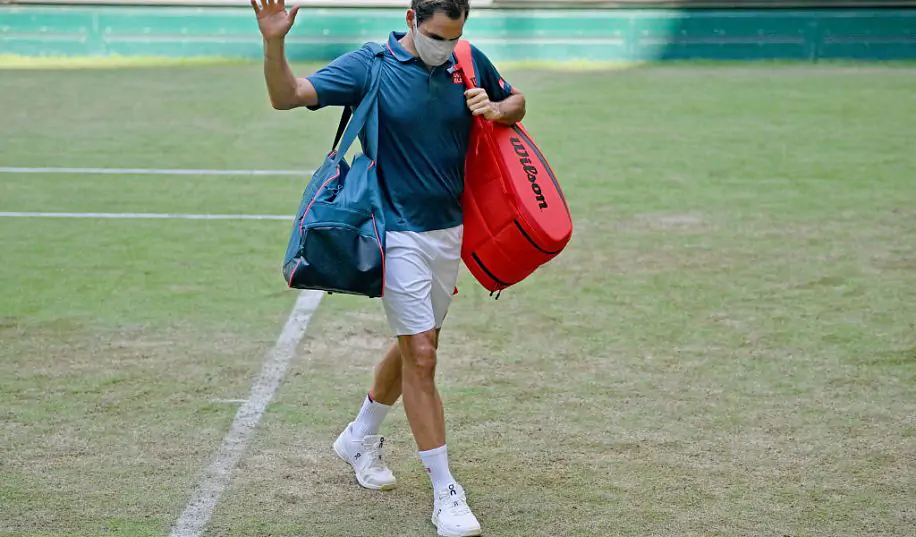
xmin=334 ymin=231 xmax=435 ymax=492
xmin=347 ymin=342 xmax=401 ymax=440
xmin=401 ymin=226 xmax=479 ymax=537
xmin=346 ymin=327 xmax=440 ymax=441
xmin=332 ymin=345 xmax=407 ymax=492
xmin=399 ymin=328 xmax=481 ymax=535
xmin=399 ymin=330 xmax=447 ymax=451
xmin=368 ymin=329 xmax=439 ymax=406
xmin=349 ymin=344 xmax=401 ymax=446
xmin=361 ymin=329 xmax=458 ymax=490
xmin=343 ymin=331 xmax=432 ymax=443
xmin=369 ymin=341 xmax=402 ymax=405
xmin=348 ymin=326 xmax=440 ymax=438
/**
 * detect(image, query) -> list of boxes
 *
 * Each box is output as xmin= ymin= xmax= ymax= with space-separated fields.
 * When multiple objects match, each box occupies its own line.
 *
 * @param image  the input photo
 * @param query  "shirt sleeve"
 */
xmin=470 ymin=44 xmax=515 ymax=102
xmin=305 ymin=45 xmax=374 ymax=111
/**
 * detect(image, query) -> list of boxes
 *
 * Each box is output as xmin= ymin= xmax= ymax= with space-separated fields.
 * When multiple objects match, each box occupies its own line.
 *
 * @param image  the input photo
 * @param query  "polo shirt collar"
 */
xmin=387 ymin=31 xmax=415 ymax=63
xmin=387 ymin=31 xmax=457 ymax=68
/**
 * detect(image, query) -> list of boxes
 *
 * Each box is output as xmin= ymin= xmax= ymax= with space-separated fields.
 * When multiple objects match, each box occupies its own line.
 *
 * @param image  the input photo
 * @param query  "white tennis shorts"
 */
xmin=381 ymin=224 xmax=463 ymax=337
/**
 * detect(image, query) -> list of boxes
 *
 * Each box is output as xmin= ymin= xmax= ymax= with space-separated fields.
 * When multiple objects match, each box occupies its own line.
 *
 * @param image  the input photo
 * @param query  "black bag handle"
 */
xmin=332 ymin=106 xmax=352 ymax=153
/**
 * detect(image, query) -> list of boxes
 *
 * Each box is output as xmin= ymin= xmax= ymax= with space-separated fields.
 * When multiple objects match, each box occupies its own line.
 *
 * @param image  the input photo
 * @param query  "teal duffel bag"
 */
xmin=282 ymin=42 xmax=387 ymax=298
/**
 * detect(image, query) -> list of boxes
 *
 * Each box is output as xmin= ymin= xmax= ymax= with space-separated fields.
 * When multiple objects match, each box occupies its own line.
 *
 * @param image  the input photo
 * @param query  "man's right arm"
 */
xmin=263 ymin=38 xmax=317 ymax=110
xmin=253 ymin=0 xmax=369 ymax=111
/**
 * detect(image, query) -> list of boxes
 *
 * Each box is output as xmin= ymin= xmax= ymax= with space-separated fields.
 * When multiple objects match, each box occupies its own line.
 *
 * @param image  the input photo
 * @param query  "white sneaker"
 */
xmin=431 ymin=483 xmax=482 ymax=537
xmin=333 ymin=424 xmax=397 ymax=491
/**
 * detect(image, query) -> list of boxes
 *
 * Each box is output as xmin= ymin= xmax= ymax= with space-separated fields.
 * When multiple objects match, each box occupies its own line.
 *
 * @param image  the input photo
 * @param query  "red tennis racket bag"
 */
xmin=455 ymin=41 xmax=573 ymax=296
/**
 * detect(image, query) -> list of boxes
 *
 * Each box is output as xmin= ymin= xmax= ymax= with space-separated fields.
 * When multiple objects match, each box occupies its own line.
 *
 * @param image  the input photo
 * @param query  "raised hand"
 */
xmin=251 ymin=0 xmax=300 ymax=42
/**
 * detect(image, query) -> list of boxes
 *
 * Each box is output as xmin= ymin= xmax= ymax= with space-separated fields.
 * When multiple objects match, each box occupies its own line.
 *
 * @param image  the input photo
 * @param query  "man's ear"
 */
xmin=406 ymin=9 xmax=416 ymax=29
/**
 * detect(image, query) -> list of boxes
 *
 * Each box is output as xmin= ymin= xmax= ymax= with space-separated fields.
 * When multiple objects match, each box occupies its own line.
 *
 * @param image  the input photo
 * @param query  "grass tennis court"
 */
xmin=1 ymin=60 xmax=915 ymax=537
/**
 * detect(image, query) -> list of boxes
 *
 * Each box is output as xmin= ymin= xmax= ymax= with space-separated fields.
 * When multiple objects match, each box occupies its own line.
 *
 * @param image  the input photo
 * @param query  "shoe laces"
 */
xmin=439 ymin=484 xmax=472 ymax=516
xmin=360 ymin=435 xmax=387 ymax=470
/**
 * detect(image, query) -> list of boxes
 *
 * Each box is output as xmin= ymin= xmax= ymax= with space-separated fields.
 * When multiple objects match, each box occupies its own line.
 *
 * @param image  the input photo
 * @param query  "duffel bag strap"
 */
xmin=328 ymin=42 xmax=386 ymax=158
xmin=331 ymin=42 xmax=386 ymax=163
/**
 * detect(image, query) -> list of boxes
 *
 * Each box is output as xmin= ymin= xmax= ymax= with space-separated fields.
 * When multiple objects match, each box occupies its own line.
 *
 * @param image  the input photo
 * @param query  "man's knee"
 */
xmin=400 ymin=330 xmax=438 ymax=380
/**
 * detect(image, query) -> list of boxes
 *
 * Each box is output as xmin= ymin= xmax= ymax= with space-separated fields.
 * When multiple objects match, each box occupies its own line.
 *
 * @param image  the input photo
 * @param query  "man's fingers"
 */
xmin=478 ymin=105 xmax=500 ymax=120
xmin=466 ymin=87 xmax=495 ymax=120
xmin=465 ymin=91 xmax=487 ymax=103
xmin=467 ymin=96 xmax=489 ymax=109
xmin=289 ymin=4 xmax=300 ymax=23
xmin=250 ymin=0 xmax=260 ymax=13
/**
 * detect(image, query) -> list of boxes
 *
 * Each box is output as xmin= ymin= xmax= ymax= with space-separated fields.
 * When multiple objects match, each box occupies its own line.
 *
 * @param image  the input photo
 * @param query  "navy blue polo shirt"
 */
xmin=306 ymin=31 xmax=515 ymax=233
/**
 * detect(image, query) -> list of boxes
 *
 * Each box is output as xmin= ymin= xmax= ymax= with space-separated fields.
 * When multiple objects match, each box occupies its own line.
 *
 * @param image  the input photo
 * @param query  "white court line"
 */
xmin=0 ymin=212 xmax=292 ymax=221
xmin=0 ymin=166 xmax=313 ymax=177
xmin=169 ymin=290 xmax=324 ymax=537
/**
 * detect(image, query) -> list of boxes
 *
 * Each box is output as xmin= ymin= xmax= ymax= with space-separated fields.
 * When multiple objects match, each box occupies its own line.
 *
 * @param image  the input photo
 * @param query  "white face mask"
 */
xmin=412 ymin=20 xmax=457 ymax=67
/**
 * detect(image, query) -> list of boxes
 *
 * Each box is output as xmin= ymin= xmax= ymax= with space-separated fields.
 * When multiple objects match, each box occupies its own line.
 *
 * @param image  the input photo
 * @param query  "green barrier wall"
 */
xmin=1 ymin=6 xmax=914 ymax=62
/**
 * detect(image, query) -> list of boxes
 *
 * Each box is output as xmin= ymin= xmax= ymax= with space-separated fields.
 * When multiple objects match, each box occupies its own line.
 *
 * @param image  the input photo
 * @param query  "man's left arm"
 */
xmin=490 ymin=91 xmax=526 ymax=125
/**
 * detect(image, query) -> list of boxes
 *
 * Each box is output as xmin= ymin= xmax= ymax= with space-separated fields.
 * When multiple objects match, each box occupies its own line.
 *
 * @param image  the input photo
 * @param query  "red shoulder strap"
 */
xmin=454 ymin=40 xmax=477 ymax=89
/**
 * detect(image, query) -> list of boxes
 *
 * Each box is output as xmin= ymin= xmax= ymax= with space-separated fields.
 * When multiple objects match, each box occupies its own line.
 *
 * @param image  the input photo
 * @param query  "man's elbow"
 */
xmin=498 ymin=92 xmax=526 ymax=125
xmin=269 ymin=91 xmax=302 ymax=110
xmin=269 ymin=80 xmax=316 ymax=110
xmin=270 ymin=97 xmax=296 ymax=111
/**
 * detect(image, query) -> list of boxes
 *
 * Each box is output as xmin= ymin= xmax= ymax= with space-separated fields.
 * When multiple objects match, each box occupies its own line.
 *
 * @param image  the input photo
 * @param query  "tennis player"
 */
xmin=253 ymin=0 xmax=525 ymax=534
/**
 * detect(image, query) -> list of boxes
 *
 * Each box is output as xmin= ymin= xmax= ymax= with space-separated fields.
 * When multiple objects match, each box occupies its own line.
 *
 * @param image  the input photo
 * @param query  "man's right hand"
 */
xmin=251 ymin=0 xmax=300 ymax=42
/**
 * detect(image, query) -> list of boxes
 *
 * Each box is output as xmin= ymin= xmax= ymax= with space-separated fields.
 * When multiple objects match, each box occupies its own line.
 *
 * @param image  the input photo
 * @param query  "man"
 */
xmin=252 ymin=0 xmax=525 ymax=534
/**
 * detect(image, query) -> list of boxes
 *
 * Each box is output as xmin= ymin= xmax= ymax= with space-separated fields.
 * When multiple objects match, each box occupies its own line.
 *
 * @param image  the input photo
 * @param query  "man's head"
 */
xmin=405 ymin=0 xmax=470 ymax=66
xmin=410 ymin=0 xmax=469 ymax=27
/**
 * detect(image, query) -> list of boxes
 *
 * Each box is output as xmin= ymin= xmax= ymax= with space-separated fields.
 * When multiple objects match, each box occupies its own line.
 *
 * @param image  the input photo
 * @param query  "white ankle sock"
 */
xmin=418 ymin=444 xmax=456 ymax=492
xmin=350 ymin=394 xmax=391 ymax=437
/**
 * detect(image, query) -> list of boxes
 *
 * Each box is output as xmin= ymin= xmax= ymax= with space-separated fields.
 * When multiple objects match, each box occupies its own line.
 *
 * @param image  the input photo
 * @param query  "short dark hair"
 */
xmin=412 ymin=0 xmax=470 ymax=24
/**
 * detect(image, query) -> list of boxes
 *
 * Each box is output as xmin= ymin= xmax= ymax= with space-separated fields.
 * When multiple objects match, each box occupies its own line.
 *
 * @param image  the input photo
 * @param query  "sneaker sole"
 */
xmin=333 ymin=434 xmax=397 ymax=492
xmin=431 ymin=516 xmax=482 ymax=537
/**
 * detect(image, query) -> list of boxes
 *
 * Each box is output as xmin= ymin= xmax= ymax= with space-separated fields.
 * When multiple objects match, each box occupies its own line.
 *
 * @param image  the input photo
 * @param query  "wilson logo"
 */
xmin=510 ymin=137 xmax=548 ymax=210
